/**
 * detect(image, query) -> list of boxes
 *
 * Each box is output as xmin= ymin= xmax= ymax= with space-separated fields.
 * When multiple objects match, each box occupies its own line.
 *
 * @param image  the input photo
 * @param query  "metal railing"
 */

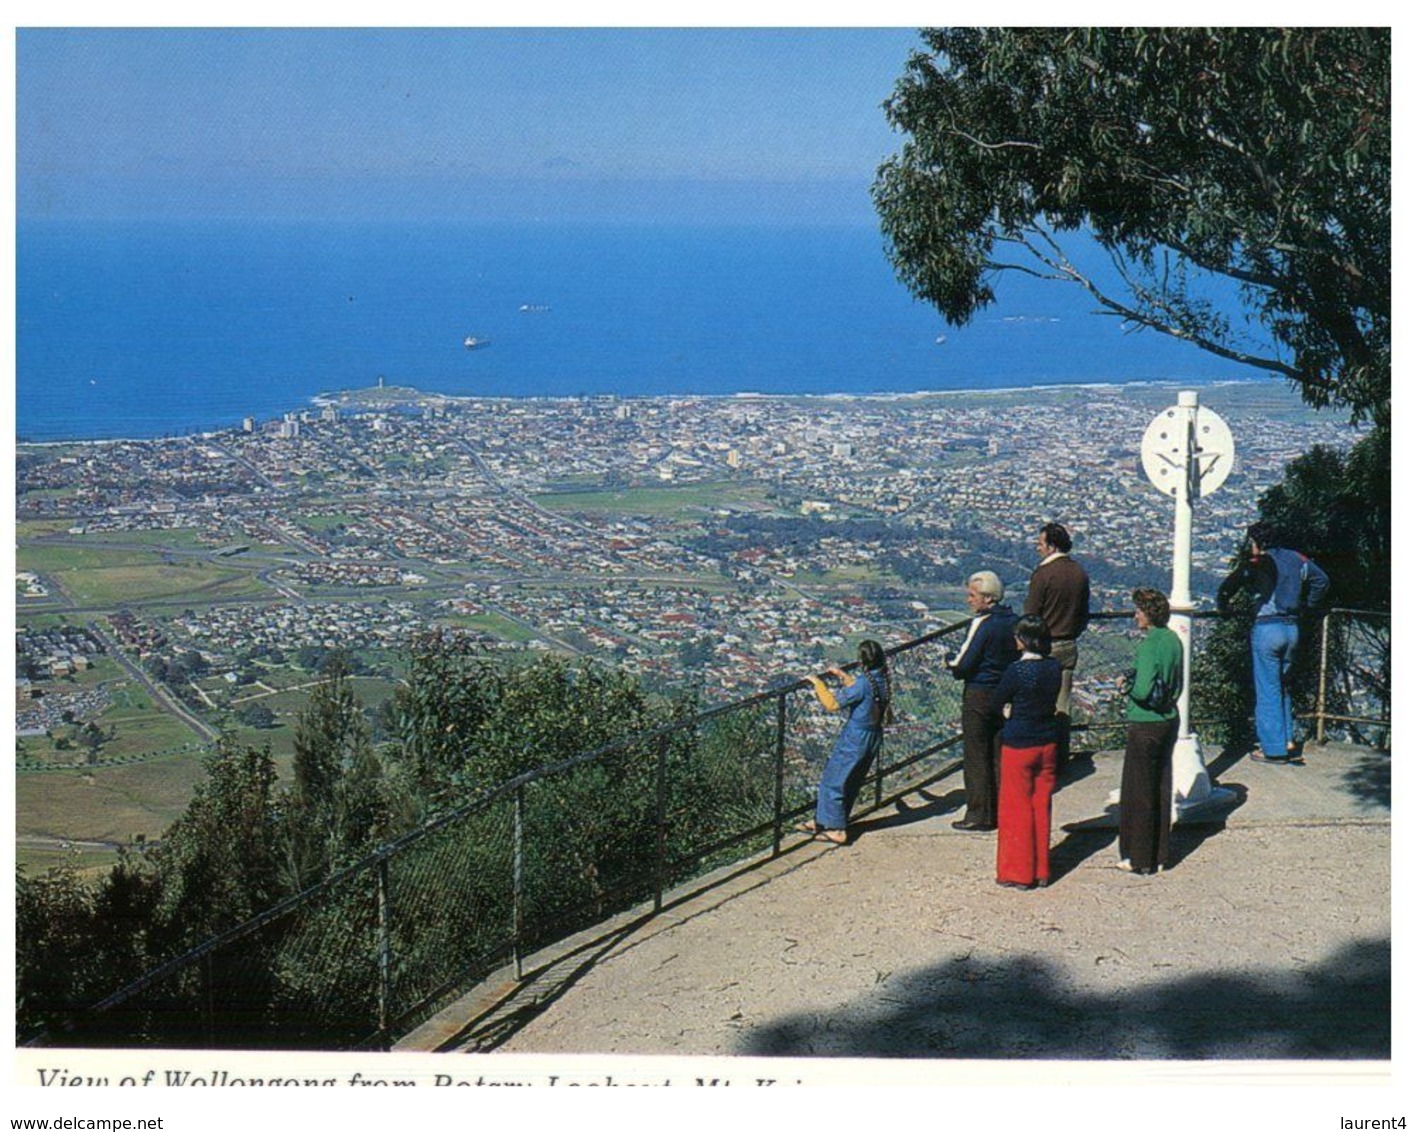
xmin=31 ymin=607 xmax=1386 ymax=1050
xmin=35 ymin=619 xmax=968 ymax=1050
xmin=1311 ymin=608 xmax=1390 ymax=745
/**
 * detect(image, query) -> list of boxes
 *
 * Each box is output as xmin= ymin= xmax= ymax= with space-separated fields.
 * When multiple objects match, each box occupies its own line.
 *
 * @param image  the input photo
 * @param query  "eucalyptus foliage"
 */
xmin=875 ymin=28 xmax=1390 ymax=421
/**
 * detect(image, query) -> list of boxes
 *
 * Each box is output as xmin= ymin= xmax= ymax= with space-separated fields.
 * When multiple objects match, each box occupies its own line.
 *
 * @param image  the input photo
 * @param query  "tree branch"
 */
xmin=996 ymin=222 xmax=1332 ymax=391
xmin=943 ymin=127 xmax=1045 ymax=153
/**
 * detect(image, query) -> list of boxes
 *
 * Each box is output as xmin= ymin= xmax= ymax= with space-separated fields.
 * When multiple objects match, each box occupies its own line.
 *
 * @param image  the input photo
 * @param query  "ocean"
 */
xmin=16 ymin=218 xmax=1260 ymax=442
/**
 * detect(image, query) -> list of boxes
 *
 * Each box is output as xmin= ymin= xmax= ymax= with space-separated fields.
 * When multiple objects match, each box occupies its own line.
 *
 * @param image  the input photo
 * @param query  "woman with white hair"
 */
xmin=946 ymin=571 xmax=1019 ymax=831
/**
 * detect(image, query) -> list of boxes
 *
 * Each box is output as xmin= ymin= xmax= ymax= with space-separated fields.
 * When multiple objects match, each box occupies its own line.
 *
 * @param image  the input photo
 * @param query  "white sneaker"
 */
xmin=1114 ymin=859 xmax=1135 ymax=872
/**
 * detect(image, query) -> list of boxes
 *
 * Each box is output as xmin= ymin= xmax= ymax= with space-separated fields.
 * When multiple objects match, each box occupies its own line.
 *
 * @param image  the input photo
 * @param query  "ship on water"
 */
xmin=463 ymin=335 xmax=490 ymax=349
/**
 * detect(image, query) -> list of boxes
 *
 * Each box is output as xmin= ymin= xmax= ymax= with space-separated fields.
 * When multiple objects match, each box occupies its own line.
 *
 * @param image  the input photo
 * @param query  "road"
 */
xmin=85 ymin=621 xmax=220 ymax=743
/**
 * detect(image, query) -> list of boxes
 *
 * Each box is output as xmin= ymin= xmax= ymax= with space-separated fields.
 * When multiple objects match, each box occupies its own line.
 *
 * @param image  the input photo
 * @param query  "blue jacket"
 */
xmin=991 ymin=656 xmax=1063 ymax=747
xmin=1220 ymin=547 xmax=1330 ymax=622
xmin=949 ymin=603 xmax=1020 ymax=688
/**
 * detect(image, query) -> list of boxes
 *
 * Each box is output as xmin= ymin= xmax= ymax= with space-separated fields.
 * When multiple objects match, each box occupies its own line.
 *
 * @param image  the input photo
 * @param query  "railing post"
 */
xmin=512 ymin=785 xmax=525 ymax=981
xmin=1317 ymin=611 xmax=1331 ymax=747
xmin=772 ymin=691 xmax=787 ymax=857
xmin=201 ymin=952 xmax=215 ymax=1049
xmin=376 ymin=857 xmax=392 ymax=1051
xmin=654 ymin=734 xmax=669 ymax=913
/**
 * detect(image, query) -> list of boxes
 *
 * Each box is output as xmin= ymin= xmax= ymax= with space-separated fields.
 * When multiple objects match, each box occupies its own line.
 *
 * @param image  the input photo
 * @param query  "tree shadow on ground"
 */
xmin=1209 ymin=737 xmax=1390 ymax=812
xmin=739 ymin=937 xmax=1389 ymax=1060
xmin=1340 ymin=748 xmax=1391 ymax=810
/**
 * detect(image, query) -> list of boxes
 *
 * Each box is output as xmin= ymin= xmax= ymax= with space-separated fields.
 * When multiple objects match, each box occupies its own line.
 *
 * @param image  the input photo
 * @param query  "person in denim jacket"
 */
xmin=1218 ymin=522 xmax=1331 ymax=764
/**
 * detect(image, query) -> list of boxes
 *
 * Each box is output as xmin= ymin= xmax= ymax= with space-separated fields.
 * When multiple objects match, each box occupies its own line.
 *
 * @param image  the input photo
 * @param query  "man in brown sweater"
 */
xmin=1023 ymin=521 xmax=1091 ymax=765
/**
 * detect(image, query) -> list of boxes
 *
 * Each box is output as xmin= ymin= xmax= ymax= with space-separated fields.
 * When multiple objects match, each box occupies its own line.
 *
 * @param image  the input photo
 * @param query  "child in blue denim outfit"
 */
xmin=796 ymin=639 xmax=891 ymax=846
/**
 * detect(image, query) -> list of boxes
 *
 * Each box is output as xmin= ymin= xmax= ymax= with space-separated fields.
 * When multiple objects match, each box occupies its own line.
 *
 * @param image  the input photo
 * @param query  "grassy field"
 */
xmin=17 ymin=539 xmax=269 ymax=606
xmin=62 ymin=656 xmax=124 ymax=688
xmin=16 ymin=751 xmax=212 ymax=845
xmin=18 ymin=682 xmax=202 ymax=768
xmin=76 ymin=528 xmax=211 ymax=550
xmin=224 ymin=674 xmax=397 ymax=768
xmin=796 ymin=564 xmax=896 ymax=585
xmin=18 ymin=543 xmax=159 ymax=572
xmin=535 ymin=481 xmax=768 ymax=518
xmin=441 ymin=610 xmax=544 ymax=642
xmin=17 ymin=520 xmax=77 ymax=539
xmin=13 ymin=679 xmax=393 ymax=852
xmin=252 ymin=674 xmax=397 ymax=716
xmin=16 ymin=844 xmax=121 ymax=881
xmin=297 ymin=511 xmax=361 ymax=532
xmin=15 ymin=486 xmax=84 ymax=503
xmin=49 ymin=561 xmax=265 ymax=606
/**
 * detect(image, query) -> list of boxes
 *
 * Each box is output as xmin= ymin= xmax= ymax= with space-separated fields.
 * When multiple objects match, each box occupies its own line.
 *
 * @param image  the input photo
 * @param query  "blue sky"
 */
xmin=18 ymin=27 xmax=924 ymax=223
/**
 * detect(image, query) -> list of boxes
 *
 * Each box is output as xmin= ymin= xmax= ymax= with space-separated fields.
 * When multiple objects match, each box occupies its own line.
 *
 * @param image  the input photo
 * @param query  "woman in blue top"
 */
xmin=795 ymin=639 xmax=892 ymax=846
xmin=990 ymin=615 xmax=1063 ymax=889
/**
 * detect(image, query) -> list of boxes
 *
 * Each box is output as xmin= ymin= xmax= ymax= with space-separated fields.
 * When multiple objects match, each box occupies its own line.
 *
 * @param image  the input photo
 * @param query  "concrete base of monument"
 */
xmin=1170 ymin=732 xmax=1239 ymax=822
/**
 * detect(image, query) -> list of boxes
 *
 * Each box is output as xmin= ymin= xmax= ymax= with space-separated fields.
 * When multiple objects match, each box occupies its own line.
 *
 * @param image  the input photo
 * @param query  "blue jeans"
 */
xmin=815 ymin=729 xmax=883 ymax=830
xmin=1251 ymin=619 xmax=1300 ymax=757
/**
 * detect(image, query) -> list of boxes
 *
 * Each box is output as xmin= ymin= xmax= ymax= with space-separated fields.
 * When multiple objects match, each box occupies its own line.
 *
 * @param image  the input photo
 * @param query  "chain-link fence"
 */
xmin=32 ymin=619 xmax=970 ymax=1050
xmin=34 ymin=607 xmax=1385 ymax=1050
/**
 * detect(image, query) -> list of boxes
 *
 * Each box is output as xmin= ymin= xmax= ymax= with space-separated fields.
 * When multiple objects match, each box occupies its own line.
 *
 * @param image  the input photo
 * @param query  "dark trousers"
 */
xmin=961 ymin=684 xmax=1003 ymax=826
xmin=1052 ymin=637 xmax=1078 ymax=764
xmin=1119 ymin=718 xmax=1179 ymax=872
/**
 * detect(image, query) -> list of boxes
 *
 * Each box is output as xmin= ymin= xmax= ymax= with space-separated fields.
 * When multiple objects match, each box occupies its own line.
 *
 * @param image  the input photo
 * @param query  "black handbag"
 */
xmin=1137 ymin=668 xmax=1180 ymax=715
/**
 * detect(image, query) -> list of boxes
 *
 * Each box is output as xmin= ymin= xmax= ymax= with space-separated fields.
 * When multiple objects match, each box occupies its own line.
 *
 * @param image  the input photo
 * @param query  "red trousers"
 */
xmin=997 ymin=742 xmax=1057 ymax=885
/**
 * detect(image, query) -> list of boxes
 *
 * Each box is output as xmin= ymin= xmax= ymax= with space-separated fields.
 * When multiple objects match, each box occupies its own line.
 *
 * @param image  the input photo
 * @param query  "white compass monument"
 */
xmin=1140 ymin=390 xmax=1239 ymax=818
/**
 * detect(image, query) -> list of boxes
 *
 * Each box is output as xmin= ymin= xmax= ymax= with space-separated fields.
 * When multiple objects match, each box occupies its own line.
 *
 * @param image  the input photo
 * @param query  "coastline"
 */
xmin=21 ymin=376 xmax=1277 ymax=447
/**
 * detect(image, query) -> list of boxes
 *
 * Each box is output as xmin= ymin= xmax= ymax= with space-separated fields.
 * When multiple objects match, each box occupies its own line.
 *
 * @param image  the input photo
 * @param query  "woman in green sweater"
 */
xmin=1117 ymin=588 xmax=1184 ymax=875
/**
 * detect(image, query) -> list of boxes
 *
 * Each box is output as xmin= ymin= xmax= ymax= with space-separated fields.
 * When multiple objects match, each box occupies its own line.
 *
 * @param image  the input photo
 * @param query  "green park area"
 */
xmin=207 ymin=669 xmax=397 ymax=778
xmin=16 ymin=539 xmax=265 ymax=606
xmin=17 ymin=659 xmax=203 ymax=770
xmin=17 ymin=519 xmax=76 ymax=539
xmin=296 ymin=511 xmax=362 ymax=533
xmin=73 ymin=528 xmax=211 ymax=550
xmin=16 ymin=749 xmax=211 ymax=865
xmin=795 ymin=563 xmax=896 ymax=586
xmin=535 ymin=481 xmax=771 ymax=519
xmin=441 ymin=609 xmax=544 ymax=643
xmin=15 ymin=667 xmax=400 ymax=876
